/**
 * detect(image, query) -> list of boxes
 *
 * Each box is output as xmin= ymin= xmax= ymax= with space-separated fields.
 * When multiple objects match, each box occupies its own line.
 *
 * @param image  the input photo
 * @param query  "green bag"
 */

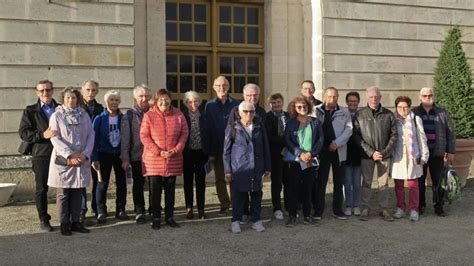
xmin=439 ymin=165 xmax=461 ymax=204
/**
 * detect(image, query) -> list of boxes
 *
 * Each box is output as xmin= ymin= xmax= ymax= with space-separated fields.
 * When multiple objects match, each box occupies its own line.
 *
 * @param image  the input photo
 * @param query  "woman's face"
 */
xmin=64 ymin=92 xmax=77 ymax=109
xmin=187 ymin=97 xmax=200 ymax=113
xmin=396 ymin=101 xmax=411 ymax=118
xmin=157 ymin=95 xmax=171 ymax=112
xmin=270 ymin=98 xmax=283 ymax=112
xmin=346 ymin=95 xmax=359 ymax=112
xmin=239 ymin=107 xmax=255 ymax=125
xmin=106 ymin=95 xmax=120 ymax=112
xmin=295 ymin=101 xmax=308 ymax=116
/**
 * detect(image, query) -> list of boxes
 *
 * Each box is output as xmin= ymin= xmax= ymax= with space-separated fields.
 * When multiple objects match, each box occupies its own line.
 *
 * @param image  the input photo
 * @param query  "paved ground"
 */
xmin=0 ymin=179 xmax=473 ymax=265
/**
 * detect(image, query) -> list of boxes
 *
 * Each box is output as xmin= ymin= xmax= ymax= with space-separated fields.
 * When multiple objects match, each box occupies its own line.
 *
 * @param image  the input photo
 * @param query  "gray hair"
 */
xmin=133 ymin=83 xmax=149 ymax=97
xmin=183 ymin=91 xmax=201 ymax=106
xmin=420 ymin=87 xmax=434 ymax=96
xmin=60 ymin=86 xmax=81 ymax=103
xmin=103 ymin=89 xmax=121 ymax=104
xmin=366 ymin=86 xmax=381 ymax=95
xmin=81 ymin=79 xmax=99 ymax=88
xmin=238 ymin=101 xmax=255 ymax=112
xmin=243 ymin=83 xmax=260 ymax=94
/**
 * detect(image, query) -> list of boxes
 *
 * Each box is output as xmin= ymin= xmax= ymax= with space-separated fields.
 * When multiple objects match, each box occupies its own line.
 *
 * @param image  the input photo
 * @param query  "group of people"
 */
xmin=19 ymin=76 xmax=456 ymax=235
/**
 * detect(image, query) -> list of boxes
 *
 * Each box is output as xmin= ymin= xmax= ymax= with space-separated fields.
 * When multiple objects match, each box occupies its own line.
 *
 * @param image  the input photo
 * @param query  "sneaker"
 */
xmin=303 ymin=216 xmax=317 ymax=225
xmin=394 ymin=208 xmax=406 ymax=219
xmin=274 ymin=210 xmax=284 ymax=220
xmin=409 ymin=210 xmax=419 ymax=221
xmin=311 ymin=214 xmax=322 ymax=221
xmin=332 ymin=213 xmax=348 ymax=220
xmin=231 ymin=221 xmax=241 ymax=233
xmin=135 ymin=213 xmax=146 ymax=224
xmin=380 ymin=209 xmax=394 ymax=222
xmin=252 ymin=220 xmax=265 ymax=232
xmin=359 ymin=208 xmax=369 ymax=221
xmin=240 ymin=214 xmax=250 ymax=225
xmin=97 ymin=213 xmax=107 ymax=224
xmin=218 ymin=207 xmax=229 ymax=216
xmin=116 ymin=211 xmax=129 ymax=221
xmin=40 ymin=220 xmax=54 ymax=232
xmin=286 ymin=216 xmax=297 ymax=228
xmin=344 ymin=207 xmax=352 ymax=216
xmin=353 ymin=207 xmax=362 ymax=216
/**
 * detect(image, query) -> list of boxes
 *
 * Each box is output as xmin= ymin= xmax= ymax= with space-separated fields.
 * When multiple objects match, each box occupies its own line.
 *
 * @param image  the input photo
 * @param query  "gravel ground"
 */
xmin=0 ymin=179 xmax=473 ymax=265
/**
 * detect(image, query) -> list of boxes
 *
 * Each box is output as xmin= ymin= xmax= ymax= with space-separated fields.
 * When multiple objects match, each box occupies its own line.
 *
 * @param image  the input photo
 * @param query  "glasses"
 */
xmin=421 ymin=94 xmax=433 ymax=98
xmin=37 ymin=88 xmax=52 ymax=94
xmin=242 ymin=110 xmax=255 ymax=114
xmin=295 ymin=105 xmax=307 ymax=109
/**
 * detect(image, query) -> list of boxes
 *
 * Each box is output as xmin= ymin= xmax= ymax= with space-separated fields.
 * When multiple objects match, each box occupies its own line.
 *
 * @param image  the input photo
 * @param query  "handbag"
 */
xmin=18 ymin=140 xmax=33 ymax=155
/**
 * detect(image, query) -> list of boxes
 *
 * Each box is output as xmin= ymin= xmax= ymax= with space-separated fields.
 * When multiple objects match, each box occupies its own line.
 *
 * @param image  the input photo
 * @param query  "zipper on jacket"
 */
xmin=251 ymin=177 xmax=254 ymax=192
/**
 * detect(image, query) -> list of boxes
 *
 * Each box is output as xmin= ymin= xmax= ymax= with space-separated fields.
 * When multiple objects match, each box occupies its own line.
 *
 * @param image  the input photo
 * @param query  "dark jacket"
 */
xmin=182 ymin=109 xmax=209 ymax=156
xmin=346 ymin=112 xmax=361 ymax=166
xmin=223 ymin=119 xmax=271 ymax=192
xmin=353 ymin=104 xmax=398 ymax=159
xmin=265 ymin=111 xmax=289 ymax=154
xmin=18 ymin=99 xmax=58 ymax=158
xmin=284 ymin=116 xmax=324 ymax=158
xmin=228 ymin=104 xmax=267 ymax=127
xmin=412 ymin=104 xmax=456 ymax=157
xmin=120 ymin=106 xmax=146 ymax=162
xmin=204 ymin=96 xmax=240 ymax=156
xmin=92 ymin=110 xmax=123 ymax=161
xmin=78 ymin=99 xmax=103 ymax=121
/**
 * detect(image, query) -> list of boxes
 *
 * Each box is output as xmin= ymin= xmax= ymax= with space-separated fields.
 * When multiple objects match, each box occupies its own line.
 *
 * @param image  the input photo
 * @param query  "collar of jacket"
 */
xmin=36 ymin=99 xmax=58 ymax=110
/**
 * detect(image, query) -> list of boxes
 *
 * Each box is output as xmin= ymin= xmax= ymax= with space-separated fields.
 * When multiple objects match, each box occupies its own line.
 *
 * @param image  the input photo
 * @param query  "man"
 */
xmin=78 ymin=80 xmax=103 ymax=222
xmin=19 ymin=80 xmax=58 ymax=232
xmin=120 ymin=84 xmax=151 ymax=224
xmin=300 ymin=80 xmax=323 ymax=117
xmin=412 ymin=87 xmax=455 ymax=216
xmin=313 ymin=87 xmax=352 ymax=220
xmin=204 ymin=76 xmax=240 ymax=215
xmin=354 ymin=86 xmax=397 ymax=221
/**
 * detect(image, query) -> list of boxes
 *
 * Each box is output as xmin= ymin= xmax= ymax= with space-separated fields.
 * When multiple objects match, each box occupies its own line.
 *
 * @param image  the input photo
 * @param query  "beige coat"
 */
xmin=47 ymin=106 xmax=95 ymax=188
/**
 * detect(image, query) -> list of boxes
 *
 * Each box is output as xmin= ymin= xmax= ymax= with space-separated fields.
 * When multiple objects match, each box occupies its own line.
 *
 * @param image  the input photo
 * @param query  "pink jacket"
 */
xmin=140 ymin=106 xmax=189 ymax=177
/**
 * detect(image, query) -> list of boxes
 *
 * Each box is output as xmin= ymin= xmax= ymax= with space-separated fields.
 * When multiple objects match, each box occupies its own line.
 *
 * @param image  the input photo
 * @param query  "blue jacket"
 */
xmin=223 ymin=120 xmax=271 ymax=192
xmin=204 ymin=96 xmax=240 ymax=156
xmin=92 ymin=110 xmax=123 ymax=161
xmin=284 ymin=116 xmax=324 ymax=159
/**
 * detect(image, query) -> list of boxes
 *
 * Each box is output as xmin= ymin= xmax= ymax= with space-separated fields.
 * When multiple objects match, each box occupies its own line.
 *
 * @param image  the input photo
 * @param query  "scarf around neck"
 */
xmin=396 ymin=112 xmax=420 ymax=160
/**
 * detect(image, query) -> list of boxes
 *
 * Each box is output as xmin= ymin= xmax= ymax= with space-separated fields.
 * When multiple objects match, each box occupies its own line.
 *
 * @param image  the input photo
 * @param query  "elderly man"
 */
xmin=204 ymin=76 xmax=240 ymax=215
xmin=300 ymin=80 xmax=323 ymax=116
xmin=412 ymin=87 xmax=455 ymax=216
xmin=354 ymin=86 xmax=397 ymax=221
xmin=78 ymin=80 xmax=104 ymax=222
xmin=312 ymin=87 xmax=352 ymax=220
xmin=19 ymin=80 xmax=58 ymax=232
xmin=121 ymin=84 xmax=151 ymax=224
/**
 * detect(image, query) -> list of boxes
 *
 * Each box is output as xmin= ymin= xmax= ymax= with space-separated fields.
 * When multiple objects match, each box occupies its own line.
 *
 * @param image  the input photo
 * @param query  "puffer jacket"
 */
xmin=121 ymin=106 xmax=147 ymax=162
xmin=353 ymin=104 xmax=398 ymax=159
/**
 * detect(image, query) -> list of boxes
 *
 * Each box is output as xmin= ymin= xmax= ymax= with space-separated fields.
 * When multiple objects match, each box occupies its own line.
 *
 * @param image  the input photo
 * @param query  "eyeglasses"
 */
xmin=421 ymin=94 xmax=433 ymax=98
xmin=37 ymin=88 xmax=53 ymax=94
xmin=295 ymin=105 xmax=307 ymax=109
xmin=242 ymin=110 xmax=255 ymax=114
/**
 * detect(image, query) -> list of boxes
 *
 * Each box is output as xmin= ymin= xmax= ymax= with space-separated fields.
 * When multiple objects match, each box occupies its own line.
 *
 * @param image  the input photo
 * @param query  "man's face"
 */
xmin=36 ymin=83 xmax=53 ymax=105
xmin=346 ymin=95 xmax=360 ymax=112
xmin=134 ymin=89 xmax=151 ymax=110
xmin=243 ymin=87 xmax=259 ymax=105
xmin=81 ymin=82 xmax=98 ymax=102
xmin=213 ymin=78 xmax=229 ymax=99
xmin=270 ymin=98 xmax=283 ymax=112
xmin=325 ymin=89 xmax=339 ymax=109
xmin=367 ymin=90 xmax=381 ymax=109
xmin=420 ymin=91 xmax=435 ymax=107
xmin=300 ymin=82 xmax=315 ymax=99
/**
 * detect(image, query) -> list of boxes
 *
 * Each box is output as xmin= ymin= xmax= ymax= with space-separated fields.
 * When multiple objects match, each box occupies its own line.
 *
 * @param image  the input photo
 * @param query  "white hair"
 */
xmin=420 ymin=87 xmax=434 ymax=95
xmin=183 ymin=91 xmax=201 ymax=106
xmin=133 ymin=83 xmax=149 ymax=97
xmin=81 ymin=79 xmax=99 ymax=88
xmin=238 ymin=101 xmax=255 ymax=112
xmin=103 ymin=89 xmax=121 ymax=104
xmin=243 ymin=83 xmax=260 ymax=94
xmin=366 ymin=86 xmax=380 ymax=94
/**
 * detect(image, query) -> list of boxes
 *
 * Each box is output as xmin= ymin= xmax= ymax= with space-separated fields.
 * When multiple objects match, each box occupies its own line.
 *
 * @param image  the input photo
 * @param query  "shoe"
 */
xmin=231 ymin=221 xmax=241 ymax=233
xmin=435 ymin=208 xmax=447 ymax=217
xmin=380 ymin=209 xmax=394 ymax=222
xmin=274 ymin=210 xmax=284 ymax=220
xmin=359 ymin=209 xmax=369 ymax=221
xmin=286 ymin=216 xmax=297 ymax=228
xmin=71 ymin=222 xmax=90 ymax=233
xmin=151 ymin=219 xmax=161 ymax=230
xmin=198 ymin=209 xmax=206 ymax=219
xmin=60 ymin=223 xmax=72 ymax=236
xmin=311 ymin=214 xmax=322 ymax=221
xmin=303 ymin=216 xmax=317 ymax=225
xmin=332 ymin=213 xmax=348 ymax=220
xmin=40 ymin=220 xmax=54 ymax=232
xmin=218 ymin=207 xmax=229 ymax=216
xmin=97 ymin=213 xmax=107 ymax=224
xmin=166 ymin=218 xmax=180 ymax=228
xmin=135 ymin=213 xmax=146 ymax=224
xmin=344 ymin=207 xmax=352 ymax=216
xmin=353 ymin=207 xmax=361 ymax=216
xmin=252 ymin=220 xmax=265 ymax=232
xmin=116 ymin=211 xmax=129 ymax=220
xmin=419 ymin=206 xmax=425 ymax=215
xmin=409 ymin=210 xmax=419 ymax=221
xmin=394 ymin=208 xmax=406 ymax=219
xmin=240 ymin=214 xmax=250 ymax=225
xmin=186 ymin=208 xmax=194 ymax=220
xmin=79 ymin=214 xmax=86 ymax=225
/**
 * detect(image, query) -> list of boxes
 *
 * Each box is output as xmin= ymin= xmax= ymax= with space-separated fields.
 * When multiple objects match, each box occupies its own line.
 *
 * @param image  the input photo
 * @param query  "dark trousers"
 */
xmin=183 ymin=149 xmax=207 ymax=210
xmin=80 ymin=167 xmax=98 ymax=216
xmin=32 ymin=158 xmax=51 ymax=222
xmin=232 ymin=190 xmax=262 ymax=223
xmin=419 ymin=155 xmax=445 ymax=210
xmin=288 ymin=163 xmax=316 ymax=218
xmin=270 ymin=151 xmax=289 ymax=211
xmin=56 ymin=188 xmax=82 ymax=224
xmin=131 ymin=160 xmax=146 ymax=214
xmin=96 ymin=152 xmax=127 ymax=215
xmin=313 ymin=151 xmax=345 ymax=216
xmin=150 ymin=176 xmax=176 ymax=220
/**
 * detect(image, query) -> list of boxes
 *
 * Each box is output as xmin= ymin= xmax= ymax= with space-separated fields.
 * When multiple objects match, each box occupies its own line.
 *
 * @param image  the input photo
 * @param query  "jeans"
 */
xmin=32 ymin=158 xmax=51 ymax=222
xmin=232 ymin=190 xmax=262 ymax=223
xmin=395 ymin=179 xmax=419 ymax=211
xmin=81 ymin=167 xmax=98 ymax=216
xmin=419 ymin=156 xmax=445 ymax=210
xmin=288 ymin=163 xmax=316 ymax=218
xmin=344 ymin=165 xmax=361 ymax=207
xmin=270 ymin=151 xmax=289 ymax=212
xmin=131 ymin=160 xmax=146 ymax=214
xmin=96 ymin=152 xmax=127 ymax=215
xmin=150 ymin=176 xmax=176 ymax=220
xmin=56 ymin=188 xmax=82 ymax=224
xmin=183 ymin=149 xmax=207 ymax=210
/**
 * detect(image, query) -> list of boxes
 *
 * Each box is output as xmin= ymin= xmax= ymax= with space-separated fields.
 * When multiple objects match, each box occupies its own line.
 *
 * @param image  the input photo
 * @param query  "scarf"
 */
xmin=63 ymin=106 xmax=81 ymax=125
xmin=396 ymin=112 xmax=420 ymax=160
xmin=273 ymin=111 xmax=287 ymax=137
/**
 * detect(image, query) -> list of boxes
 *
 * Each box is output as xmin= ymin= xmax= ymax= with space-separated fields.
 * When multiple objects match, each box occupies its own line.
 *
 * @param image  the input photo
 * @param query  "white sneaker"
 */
xmin=252 ymin=220 xmax=265 ymax=232
xmin=240 ymin=214 xmax=249 ymax=225
xmin=353 ymin=207 xmax=361 ymax=216
xmin=394 ymin=208 xmax=406 ymax=219
xmin=409 ymin=210 xmax=419 ymax=221
xmin=274 ymin=210 xmax=284 ymax=220
xmin=344 ymin=207 xmax=352 ymax=216
xmin=231 ymin=221 xmax=241 ymax=233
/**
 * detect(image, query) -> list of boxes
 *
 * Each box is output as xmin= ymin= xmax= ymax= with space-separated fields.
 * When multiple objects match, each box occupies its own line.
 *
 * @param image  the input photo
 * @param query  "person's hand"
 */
xmin=372 ymin=151 xmax=383 ymax=161
xmin=224 ymin=173 xmax=232 ymax=183
xmin=300 ymin=152 xmax=312 ymax=163
xmin=160 ymin=151 xmax=169 ymax=158
xmin=122 ymin=160 xmax=130 ymax=171
xmin=444 ymin=153 xmax=455 ymax=164
xmin=43 ymin=128 xmax=57 ymax=139
xmin=329 ymin=141 xmax=338 ymax=152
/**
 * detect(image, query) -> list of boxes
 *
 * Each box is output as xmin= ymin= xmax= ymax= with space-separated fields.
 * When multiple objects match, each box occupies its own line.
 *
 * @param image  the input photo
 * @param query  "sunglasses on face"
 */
xmin=295 ymin=105 xmax=307 ymax=109
xmin=242 ymin=110 xmax=255 ymax=114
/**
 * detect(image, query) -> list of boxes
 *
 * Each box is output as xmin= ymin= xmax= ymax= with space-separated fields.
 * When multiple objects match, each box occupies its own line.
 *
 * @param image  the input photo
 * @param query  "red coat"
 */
xmin=140 ymin=106 xmax=189 ymax=177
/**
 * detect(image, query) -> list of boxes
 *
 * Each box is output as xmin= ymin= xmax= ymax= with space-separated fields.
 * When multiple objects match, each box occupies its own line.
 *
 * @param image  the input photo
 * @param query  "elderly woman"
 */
xmin=47 ymin=87 xmax=94 ymax=235
xmin=223 ymin=101 xmax=271 ymax=234
xmin=392 ymin=96 xmax=429 ymax=222
xmin=140 ymin=89 xmax=189 ymax=230
xmin=182 ymin=91 xmax=209 ymax=220
xmin=92 ymin=90 xmax=128 ymax=224
xmin=284 ymin=97 xmax=324 ymax=227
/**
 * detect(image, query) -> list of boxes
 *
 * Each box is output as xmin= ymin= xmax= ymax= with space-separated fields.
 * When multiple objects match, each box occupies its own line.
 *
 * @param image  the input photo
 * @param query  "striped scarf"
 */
xmin=396 ymin=112 xmax=420 ymax=160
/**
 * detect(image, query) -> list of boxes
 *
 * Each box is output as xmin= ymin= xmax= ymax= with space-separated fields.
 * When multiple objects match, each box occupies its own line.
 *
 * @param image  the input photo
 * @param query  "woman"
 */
xmin=182 ymin=91 xmax=209 ymax=220
xmin=92 ymin=90 xmax=128 ymax=224
xmin=48 ymin=87 xmax=94 ymax=235
xmin=223 ymin=101 xmax=271 ymax=233
xmin=284 ymin=97 xmax=323 ymax=227
xmin=140 ymin=89 xmax=189 ymax=230
xmin=391 ymin=96 xmax=429 ymax=222
xmin=344 ymin=92 xmax=362 ymax=216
